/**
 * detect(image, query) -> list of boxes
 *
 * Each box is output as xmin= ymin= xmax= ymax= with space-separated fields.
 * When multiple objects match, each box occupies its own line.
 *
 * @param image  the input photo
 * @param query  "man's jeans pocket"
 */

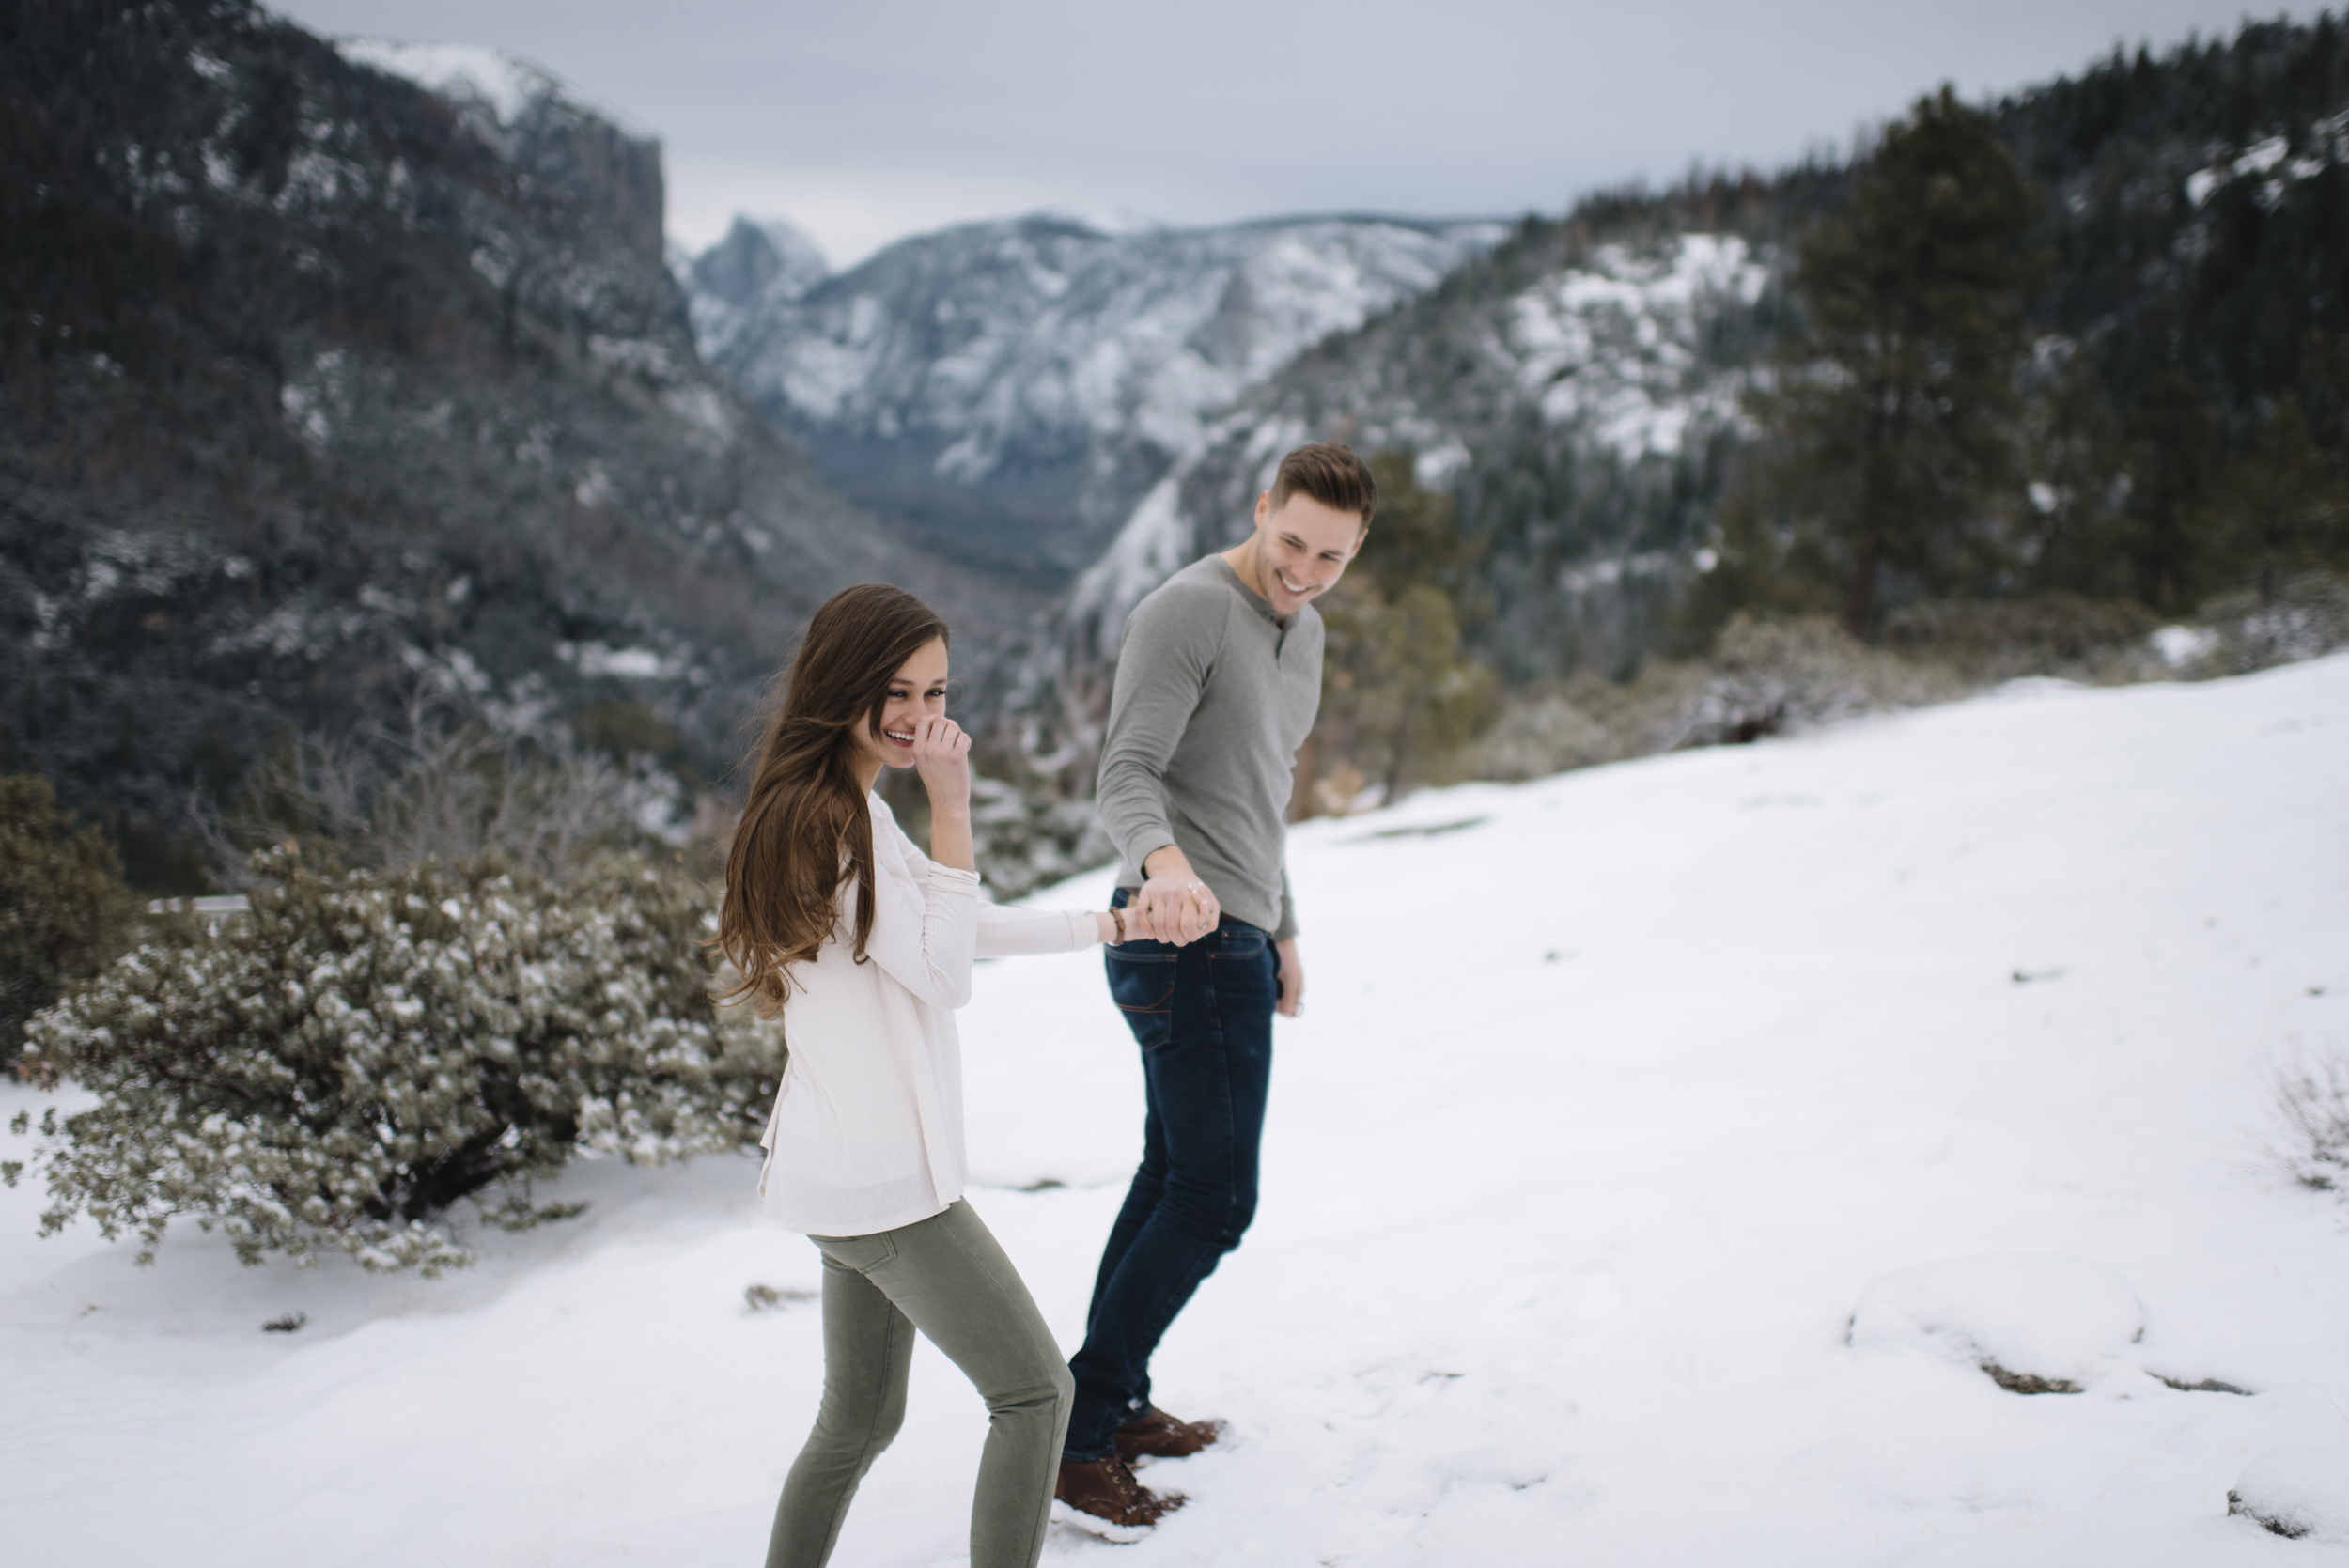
xmin=1105 ymin=948 xmax=1179 ymax=1050
xmin=1210 ymin=926 xmax=1267 ymax=960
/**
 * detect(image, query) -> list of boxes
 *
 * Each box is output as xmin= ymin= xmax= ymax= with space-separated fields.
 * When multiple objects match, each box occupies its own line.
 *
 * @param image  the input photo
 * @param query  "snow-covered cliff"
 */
xmin=683 ymin=212 xmax=1506 ymax=576
xmin=988 ymin=224 xmax=1784 ymax=775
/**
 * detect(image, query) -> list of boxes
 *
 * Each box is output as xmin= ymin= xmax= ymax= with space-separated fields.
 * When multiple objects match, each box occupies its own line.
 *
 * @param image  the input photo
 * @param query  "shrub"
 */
xmin=1466 ymin=687 xmax=1625 ymax=783
xmin=1879 ymin=595 xmax=2164 ymax=684
xmin=198 ymin=706 xmax=659 ymax=888
xmin=2194 ymin=572 xmax=2349 ymax=677
xmin=2273 ymin=1051 xmax=2349 ymax=1196
xmin=5 ymin=849 xmax=781 ymax=1274
xmin=0 ymin=775 xmax=138 ymax=1070
xmin=1674 ymin=613 xmax=1958 ymax=748
xmin=1467 ymin=665 xmax=1708 ymax=784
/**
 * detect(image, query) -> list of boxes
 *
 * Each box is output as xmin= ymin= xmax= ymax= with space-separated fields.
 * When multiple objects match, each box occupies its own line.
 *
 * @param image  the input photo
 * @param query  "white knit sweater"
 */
xmin=755 ymin=791 xmax=1099 ymax=1236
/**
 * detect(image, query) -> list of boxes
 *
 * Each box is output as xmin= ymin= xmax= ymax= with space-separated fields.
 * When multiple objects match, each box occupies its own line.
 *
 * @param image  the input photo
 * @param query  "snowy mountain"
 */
xmin=10 ymin=651 xmax=2346 ymax=1562
xmin=991 ymin=194 xmax=1799 ymax=774
xmin=1060 ymin=225 xmax=1778 ymax=678
xmin=0 ymin=11 xmax=968 ymax=875
xmin=682 ymin=212 xmax=1508 ymax=578
xmin=1000 ymin=21 xmax=2349 ymax=785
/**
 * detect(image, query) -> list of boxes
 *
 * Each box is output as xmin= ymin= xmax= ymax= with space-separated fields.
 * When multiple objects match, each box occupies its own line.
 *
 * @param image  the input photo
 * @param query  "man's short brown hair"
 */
xmin=1268 ymin=442 xmax=1377 ymax=527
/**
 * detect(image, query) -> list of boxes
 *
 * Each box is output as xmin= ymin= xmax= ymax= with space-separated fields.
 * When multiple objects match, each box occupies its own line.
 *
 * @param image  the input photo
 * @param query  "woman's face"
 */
xmin=855 ymin=635 xmax=950 ymax=772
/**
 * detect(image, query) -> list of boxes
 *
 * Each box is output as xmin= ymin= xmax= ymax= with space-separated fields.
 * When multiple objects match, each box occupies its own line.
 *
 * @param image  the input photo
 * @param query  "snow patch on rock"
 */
xmin=336 ymin=39 xmax=550 ymax=124
xmin=2230 ymin=1448 xmax=2349 ymax=1540
xmin=1847 ymin=1254 xmax=2144 ymax=1392
xmin=1509 ymin=233 xmax=1767 ymax=458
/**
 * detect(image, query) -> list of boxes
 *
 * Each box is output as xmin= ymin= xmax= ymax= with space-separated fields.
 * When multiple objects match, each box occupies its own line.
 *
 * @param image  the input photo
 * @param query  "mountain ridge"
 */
xmin=683 ymin=209 xmax=1508 ymax=582
xmin=987 ymin=19 xmax=2349 ymax=789
xmin=0 ymin=0 xmax=957 ymax=883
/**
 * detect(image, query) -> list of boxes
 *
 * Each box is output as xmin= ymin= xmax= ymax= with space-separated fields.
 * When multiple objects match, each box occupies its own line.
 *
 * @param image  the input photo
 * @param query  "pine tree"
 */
xmin=2212 ymin=395 xmax=2349 ymax=602
xmin=1302 ymin=454 xmax=1499 ymax=812
xmin=2119 ymin=371 xmax=2221 ymax=613
xmin=0 ymin=776 xmax=137 ymax=1068
xmin=2017 ymin=352 xmax=2133 ymax=597
xmin=1746 ymin=88 xmax=2050 ymax=634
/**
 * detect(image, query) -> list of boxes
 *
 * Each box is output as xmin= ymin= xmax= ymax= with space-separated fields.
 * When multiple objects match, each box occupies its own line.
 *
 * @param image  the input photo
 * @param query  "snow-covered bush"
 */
xmin=1674 ymin=613 xmax=1956 ymax=748
xmin=4 ymin=850 xmax=780 ymax=1274
xmin=1879 ymin=594 xmax=2164 ymax=684
xmin=1466 ymin=665 xmax=1710 ymax=783
xmin=2195 ymin=572 xmax=2349 ymax=676
xmin=1466 ymin=617 xmax=1957 ymax=784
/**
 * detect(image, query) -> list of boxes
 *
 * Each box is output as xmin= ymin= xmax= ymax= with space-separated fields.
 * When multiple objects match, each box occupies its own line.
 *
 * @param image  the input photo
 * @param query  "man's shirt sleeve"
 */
xmin=1095 ymin=588 xmax=1221 ymax=877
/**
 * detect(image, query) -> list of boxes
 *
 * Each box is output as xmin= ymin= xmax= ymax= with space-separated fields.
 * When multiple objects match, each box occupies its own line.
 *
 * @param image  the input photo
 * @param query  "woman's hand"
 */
xmin=914 ymin=715 xmax=975 ymax=872
xmin=911 ymin=714 xmax=972 ymax=816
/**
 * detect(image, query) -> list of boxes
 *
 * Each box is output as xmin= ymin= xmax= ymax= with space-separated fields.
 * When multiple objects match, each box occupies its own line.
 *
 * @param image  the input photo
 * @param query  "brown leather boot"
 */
xmin=1113 ymin=1405 xmax=1227 ymax=1461
xmin=1054 ymin=1454 xmax=1184 ymax=1533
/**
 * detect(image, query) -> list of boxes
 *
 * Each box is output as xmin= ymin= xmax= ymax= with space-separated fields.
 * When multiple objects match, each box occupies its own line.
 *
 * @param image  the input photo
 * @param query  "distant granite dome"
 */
xmin=689 ymin=216 xmax=831 ymax=310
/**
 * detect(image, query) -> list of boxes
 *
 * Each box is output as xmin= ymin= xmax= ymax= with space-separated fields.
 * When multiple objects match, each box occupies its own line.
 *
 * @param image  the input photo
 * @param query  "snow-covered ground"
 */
xmin=7 ymin=656 xmax=2348 ymax=1565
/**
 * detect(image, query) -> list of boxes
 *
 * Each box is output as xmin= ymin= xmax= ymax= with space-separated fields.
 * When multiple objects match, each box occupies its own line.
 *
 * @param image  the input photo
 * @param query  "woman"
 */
xmin=717 ymin=583 xmax=1184 ymax=1568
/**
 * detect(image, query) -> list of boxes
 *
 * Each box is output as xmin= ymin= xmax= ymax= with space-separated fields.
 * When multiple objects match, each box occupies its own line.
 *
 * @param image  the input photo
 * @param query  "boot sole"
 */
xmin=1050 ymin=1498 xmax=1157 ymax=1543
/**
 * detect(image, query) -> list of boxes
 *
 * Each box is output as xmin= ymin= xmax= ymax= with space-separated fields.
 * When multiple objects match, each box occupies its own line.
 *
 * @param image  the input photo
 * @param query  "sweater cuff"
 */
xmin=1120 ymin=822 xmax=1178 ymax=879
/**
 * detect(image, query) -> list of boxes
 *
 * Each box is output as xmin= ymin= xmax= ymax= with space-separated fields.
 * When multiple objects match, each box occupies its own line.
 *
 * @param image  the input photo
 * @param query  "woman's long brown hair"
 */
xmin=715 ymin=583 xmax=949 ymax=1014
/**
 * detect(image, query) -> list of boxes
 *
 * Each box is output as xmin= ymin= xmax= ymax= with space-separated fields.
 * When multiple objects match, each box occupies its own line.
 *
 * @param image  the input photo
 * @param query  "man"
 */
xmin=1053 ymin=442 xmax=1375 ymax=1530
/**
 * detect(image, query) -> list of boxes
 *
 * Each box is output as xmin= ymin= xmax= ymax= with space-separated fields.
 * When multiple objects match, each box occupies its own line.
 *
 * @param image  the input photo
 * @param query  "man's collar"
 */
xmin=1212 ymin=554 xmax=1283 ymax=626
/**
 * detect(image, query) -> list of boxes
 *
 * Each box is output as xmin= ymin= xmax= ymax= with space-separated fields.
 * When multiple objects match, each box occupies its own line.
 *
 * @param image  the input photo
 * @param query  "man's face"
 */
xmin=1250 ymin=489 xmax=1365 ymax=617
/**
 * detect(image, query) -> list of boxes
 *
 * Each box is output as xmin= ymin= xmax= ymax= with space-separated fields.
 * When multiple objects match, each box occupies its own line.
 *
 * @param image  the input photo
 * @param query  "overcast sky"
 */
xmin=270 ymin=1 xmax=2323 ymax=268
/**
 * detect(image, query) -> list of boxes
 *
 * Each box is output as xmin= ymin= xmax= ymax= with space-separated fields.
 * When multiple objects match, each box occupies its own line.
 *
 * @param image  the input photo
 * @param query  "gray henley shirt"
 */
xmin=1096 ymin=554 xmax=1323 ymax=940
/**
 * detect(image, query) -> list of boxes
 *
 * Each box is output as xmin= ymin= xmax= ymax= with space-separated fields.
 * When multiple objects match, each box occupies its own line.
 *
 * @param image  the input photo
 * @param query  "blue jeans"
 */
xmin=1062 ymin=889 xmax=1277 ymax=1460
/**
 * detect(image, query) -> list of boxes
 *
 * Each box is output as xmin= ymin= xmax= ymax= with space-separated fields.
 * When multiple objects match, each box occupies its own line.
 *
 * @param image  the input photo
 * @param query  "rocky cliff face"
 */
xmin=0 ymin=1 xmax=941 ymax=883
xmin=684 ymin=212 xmax=1507 ymax=582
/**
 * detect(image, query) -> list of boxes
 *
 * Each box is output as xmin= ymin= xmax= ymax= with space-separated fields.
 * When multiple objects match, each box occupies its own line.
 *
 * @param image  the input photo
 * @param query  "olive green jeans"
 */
xmin=766 ymin=1199 xmax=1073 ymax=1568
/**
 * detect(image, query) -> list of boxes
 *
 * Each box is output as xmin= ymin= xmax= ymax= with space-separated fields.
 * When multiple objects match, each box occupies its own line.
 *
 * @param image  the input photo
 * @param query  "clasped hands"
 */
xmin=1115 ymin=846 xmax=1221 ymax=946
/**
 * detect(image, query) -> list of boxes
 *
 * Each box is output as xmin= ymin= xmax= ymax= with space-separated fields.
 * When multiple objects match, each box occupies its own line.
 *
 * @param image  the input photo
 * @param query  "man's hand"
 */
xmin=1136 ymin=845 xmax=1219 ymax=946
xmin=1274 ymin=938 xmax=1303 ymax=1017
